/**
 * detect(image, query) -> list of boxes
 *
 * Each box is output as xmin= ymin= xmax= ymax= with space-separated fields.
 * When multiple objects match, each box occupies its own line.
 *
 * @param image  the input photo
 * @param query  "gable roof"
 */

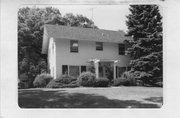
xmin=42 ymin=24 xmax=132 ymax=54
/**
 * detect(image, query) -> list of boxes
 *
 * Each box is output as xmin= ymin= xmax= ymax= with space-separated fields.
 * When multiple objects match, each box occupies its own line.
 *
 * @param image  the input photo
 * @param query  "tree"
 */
xmin=126 ymin=5 xmax=163 ymax=86
xmin=18 ymin=6 xmax=97 ymax=87
xmin=63 ymin=13 xmax=98 ymax=28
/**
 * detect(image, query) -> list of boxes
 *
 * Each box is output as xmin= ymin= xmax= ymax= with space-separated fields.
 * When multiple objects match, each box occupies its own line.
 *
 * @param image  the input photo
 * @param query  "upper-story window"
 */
xmin=70 ymin=40 xmax=78 ymax=53
xmin=96 ymin=42 xmax=103 ymax=51
xmin=119 ymin=43 xmax=125 ymax=55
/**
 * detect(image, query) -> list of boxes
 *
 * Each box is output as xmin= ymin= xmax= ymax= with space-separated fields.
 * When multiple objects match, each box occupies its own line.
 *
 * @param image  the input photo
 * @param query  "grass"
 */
xmin=18 ymin=87 xmax=163 ymax=108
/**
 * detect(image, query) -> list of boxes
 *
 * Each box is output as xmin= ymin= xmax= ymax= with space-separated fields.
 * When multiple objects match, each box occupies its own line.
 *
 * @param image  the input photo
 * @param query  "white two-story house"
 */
xmin=42 ymin=24 xmax=132 ymax=79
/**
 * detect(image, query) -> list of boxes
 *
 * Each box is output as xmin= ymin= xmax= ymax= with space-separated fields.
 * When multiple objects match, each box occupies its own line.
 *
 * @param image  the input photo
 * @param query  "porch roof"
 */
xmin=88 ymin=59 xmax=120 ymax=63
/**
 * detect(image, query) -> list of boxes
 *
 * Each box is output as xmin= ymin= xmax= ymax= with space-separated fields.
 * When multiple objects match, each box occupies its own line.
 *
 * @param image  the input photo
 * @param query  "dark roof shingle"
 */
xmin=44 ymin=24 xmax=131 ymax=43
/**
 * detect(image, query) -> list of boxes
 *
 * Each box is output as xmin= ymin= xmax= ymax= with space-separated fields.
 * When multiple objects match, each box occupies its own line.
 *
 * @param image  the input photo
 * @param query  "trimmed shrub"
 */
xmin=69 ymin=80 xmax=79 ymax=85
xmin=121 ymin=71 xmax=134 ymax=79
xmin=113 ymin=78 xmax=130 ymax=86
xmin=121 ymin=71 xmax=136 ymax=86
xmin=78 ymin=71 xmax=96 ymax=87
xmin=55 ymin=75 xmax=76 ymax=84
xmin=61 ymin=81 xmax=80 ymax=88
xmin=46 ymin=80 xmax=63 ymax=88
xmin=136 ymin=80 xmax=143 ymax=86
xmin=46 ymin=75 xmax=79 ymax=88
xmin=33 ymin=73 xmax=53 ymax=88
xmin=94 ymin=78 xmax=109 ymax=87
xmin=46 ymin=80 xmax=79 ymax=88
xmin=113 ymin=71 xmax=136 ymax=86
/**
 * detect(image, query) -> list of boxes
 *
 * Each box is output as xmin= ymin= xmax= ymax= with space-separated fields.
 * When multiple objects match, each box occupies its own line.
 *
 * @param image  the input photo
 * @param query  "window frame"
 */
xmin=81 ymin=65 xmax=87 ymax=73
xmin=69 ymin=65 xmax=80 ymax=77
xmin=96 ymin=42 xmax=103 ymax=51
xmin=119 ymin=43 xmax=125 ymax=55
xmin=116 ymin=66 xmax=126 ymax=78
xmin=70 ymin=40 xmax=79 ymax=53
xmin=62 ymin=65 xmax=68 ymax=75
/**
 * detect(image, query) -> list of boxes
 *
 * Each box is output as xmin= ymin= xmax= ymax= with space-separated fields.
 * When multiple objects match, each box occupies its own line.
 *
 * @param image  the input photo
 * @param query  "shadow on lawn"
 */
xmin=18 ymin=89 xmax=162 ymax=108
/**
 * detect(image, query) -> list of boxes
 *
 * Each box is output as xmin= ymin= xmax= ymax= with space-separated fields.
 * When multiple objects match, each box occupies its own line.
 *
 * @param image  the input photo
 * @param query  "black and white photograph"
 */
xmin=17 ymin=4 xmax=163 ymax=108
xmin=1 ymin=0 xmax=180 ymax=118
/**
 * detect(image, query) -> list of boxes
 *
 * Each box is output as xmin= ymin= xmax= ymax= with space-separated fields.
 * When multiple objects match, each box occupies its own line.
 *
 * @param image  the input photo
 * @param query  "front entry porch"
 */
xmin=88 ymin=59 xmax=120 ymax=80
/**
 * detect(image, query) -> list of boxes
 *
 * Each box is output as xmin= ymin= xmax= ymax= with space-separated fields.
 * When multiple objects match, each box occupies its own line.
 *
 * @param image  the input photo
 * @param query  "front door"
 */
xmin=98 ymin=62 xmax=113 ymax=80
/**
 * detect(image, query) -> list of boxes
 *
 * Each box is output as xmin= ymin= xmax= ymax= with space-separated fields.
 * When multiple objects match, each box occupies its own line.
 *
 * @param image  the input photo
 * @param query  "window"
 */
xmin=119 ymin=44 xmax=125 ymax=55
xmin=70 ymin=40 xmax=78 ymax=53
xmin=62 ymin=65 xmax=68 ymax=75
xmin=96 ymin=42 xmax=103 ymax=51
xmin=69 ymin=66 xmax=80 ymax=77
xmin=81 ymin=66 xmax=86 ymax=73
xmin=116 ymin=67 xmax=126 ymax=77
xmin=127 ymin=67 xmax=131 ymax=71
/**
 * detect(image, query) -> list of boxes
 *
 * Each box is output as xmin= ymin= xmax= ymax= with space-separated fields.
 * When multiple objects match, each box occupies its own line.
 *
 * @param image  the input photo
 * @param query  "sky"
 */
xmin=26 ymin=5 xmax=131 ymax=32
xmin=56 ymin=5 xmax=131 ymax=31
xmin=24 ymin=5 xmax=162 ymax=32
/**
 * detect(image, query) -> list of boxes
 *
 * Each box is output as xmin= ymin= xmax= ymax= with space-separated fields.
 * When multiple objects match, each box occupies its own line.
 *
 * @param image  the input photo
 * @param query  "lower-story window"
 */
xmin=62 ymin=65 xmax=68 ymax=75
xmin=69 ymin=66 xmax=80 ymax=77
xmin=81 ymin=65 xmax=86 ymax=73
xmin=127 ymin=67 xmax=131 ymax=71
xmin=62 ymin=65 xmax=87 ymax=77
xmin=116 ymin=67 xmax=126 ymax=78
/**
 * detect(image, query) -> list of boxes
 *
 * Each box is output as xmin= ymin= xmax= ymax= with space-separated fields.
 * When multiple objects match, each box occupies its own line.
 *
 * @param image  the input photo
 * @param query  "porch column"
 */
xmin=114 ymin=62 xmax=116 ymax=79
xmin=114 ymin=60 xmax=118 ymax=79
xmin=94 ymin=60 xmax=99 ymax=78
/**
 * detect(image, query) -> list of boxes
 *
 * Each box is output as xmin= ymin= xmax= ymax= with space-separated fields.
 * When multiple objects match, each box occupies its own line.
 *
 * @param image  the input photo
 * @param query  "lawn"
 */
xmin=18 ymin=87 xmax=163 ymax=108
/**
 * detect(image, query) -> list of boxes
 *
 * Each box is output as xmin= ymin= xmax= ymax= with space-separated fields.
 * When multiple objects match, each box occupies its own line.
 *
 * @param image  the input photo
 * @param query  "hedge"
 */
xmin=94 ymin=78 xmax=109 ymax=87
